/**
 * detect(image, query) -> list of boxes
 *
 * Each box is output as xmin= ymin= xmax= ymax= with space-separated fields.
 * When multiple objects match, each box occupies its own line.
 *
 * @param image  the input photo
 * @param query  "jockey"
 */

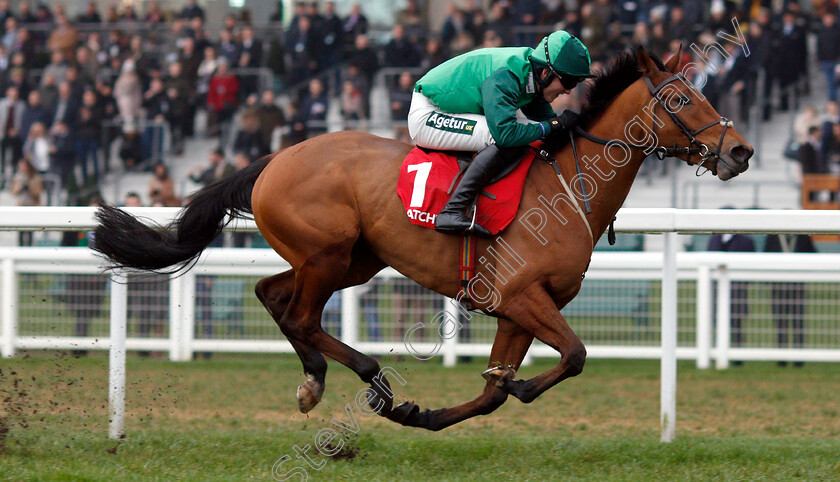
xmin=408 ymin=30 xmax=595 ymax=237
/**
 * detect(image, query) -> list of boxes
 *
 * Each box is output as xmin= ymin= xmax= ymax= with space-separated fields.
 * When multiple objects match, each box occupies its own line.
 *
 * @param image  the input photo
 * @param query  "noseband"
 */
xmin=572 ymin=72 xmax=734 ymax=175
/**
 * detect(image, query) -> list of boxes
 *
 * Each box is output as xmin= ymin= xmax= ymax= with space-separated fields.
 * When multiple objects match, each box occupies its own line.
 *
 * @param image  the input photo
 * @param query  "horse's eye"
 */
xmin=681 ymin=96 xmax=692 ymax=106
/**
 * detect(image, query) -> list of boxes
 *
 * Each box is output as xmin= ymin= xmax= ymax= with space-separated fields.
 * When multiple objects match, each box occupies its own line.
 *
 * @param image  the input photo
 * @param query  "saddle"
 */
xmin=396 ymin=143 xmax=540 ymax=235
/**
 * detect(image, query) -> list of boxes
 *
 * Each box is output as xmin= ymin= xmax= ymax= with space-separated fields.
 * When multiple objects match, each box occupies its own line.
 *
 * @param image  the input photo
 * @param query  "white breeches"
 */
xmin=407 ymin=91 xmax=495 ymax=151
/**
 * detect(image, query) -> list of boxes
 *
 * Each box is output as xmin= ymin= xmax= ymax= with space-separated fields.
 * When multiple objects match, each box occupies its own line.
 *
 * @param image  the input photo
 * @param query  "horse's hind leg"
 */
xmin=391 ymin=317 xmax=534 ymax=430
xmin=259 ymin=244 xmax=389 ymax=413
xmin=490 ymin=284 xmax=587 ymax=404
xmin=256 ymin=270 xmax=329 ymax=413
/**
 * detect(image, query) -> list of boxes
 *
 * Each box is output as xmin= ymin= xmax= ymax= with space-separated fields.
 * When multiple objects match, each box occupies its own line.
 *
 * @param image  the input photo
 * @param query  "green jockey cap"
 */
xmin=530 ymin=31 xmax=595 ymax=79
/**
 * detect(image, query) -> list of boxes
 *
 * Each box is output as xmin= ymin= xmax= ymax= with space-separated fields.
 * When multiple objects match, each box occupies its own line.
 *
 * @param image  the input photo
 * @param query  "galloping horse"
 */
xmin=93 ymin=47 xmax=752 ymax=430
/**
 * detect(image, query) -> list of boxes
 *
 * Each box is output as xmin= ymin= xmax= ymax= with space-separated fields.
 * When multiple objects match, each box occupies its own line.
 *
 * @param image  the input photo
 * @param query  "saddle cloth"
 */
xmin=396 ymin=143 xmax=538 ymax=235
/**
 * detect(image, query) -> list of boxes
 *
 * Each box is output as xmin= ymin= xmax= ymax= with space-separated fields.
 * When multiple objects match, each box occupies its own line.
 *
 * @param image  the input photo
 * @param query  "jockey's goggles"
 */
xmin=557 ymin=74 xmax=583 ymax=90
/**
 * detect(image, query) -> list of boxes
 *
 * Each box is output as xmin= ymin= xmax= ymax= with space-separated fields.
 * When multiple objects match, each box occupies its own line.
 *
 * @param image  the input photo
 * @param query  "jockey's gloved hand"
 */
xmin=547 ymin=110 xmax=580 ymax=133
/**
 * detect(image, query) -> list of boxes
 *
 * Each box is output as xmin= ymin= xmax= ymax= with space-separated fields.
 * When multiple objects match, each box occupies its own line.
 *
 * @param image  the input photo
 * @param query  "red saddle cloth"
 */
xmin=396 ymin=143 xmax=538 ymax=235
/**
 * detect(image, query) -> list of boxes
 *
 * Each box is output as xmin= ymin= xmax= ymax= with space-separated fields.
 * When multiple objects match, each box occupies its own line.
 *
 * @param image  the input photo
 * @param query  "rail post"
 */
xmin=108 ymin=270 xmax=127 ymax=439
xmin=341 ymin=286 xmax=359 ymax=348
xmin=715 ymin=265 xmax=731 ymax=370
xmin=1 ymin=258 xmax=17 ymax=358
xmin=661 ymin=232 xmax=677 ymax=442
xmin=696 ymin=264 xmax=712 ymax=369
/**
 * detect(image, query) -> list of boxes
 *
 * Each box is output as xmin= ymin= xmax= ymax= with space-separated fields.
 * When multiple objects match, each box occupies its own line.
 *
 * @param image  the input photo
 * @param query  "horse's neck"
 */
xmin=563 ymin=83 xmax=652 ymax=244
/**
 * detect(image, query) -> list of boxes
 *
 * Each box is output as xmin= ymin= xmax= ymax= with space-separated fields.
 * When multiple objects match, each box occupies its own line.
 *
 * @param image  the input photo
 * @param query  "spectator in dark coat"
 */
xmin=383 ymin=24 xmax=421 ymax=69
xmin=48 ymin=120 xmax=76 ymax=191
xmin=720 ymin=42 xmax=752 ymax=125
xmin=20 ymin=90 xmax=50 ymax=141
xmin=764 ymin=233 xmax=816 ymax=367
xmin=817 ymin=12 xmax=840 ymax=102
xmin=0 ymin=85 xmax=25 ymax=176
xmin=75 ymin=90 xmax=103 ymax=184
xmin=746 ymin=18 xmax=773 ymax=120
xmin=52 ymin=81 xmax=78 ymax=127
xmin=232 ymin=109 xmax=271 ymax=162
xmin=286 ymin=15 xmax=321 ymax=88
xmin=390 ymin=71 xmax=414 ymax=142
xmin=179 ymin=0 xmax=205 ymax=20
xmin=708 ymin=230 xmax=756 ymax=364
xmin=319 ymin=2 xmax=345 ymax=77
xmin=141 ymin=78 xmax=169 ymax=166
xmin=799 ymin=126 xmax=826 ymax=175
xmin=347 ymin=34 xmax=379 ymax=88
xmin=165 ymin=61 xmax=196 ymax=138
xmin=342 ymin=3 xmax=368 ymax=46
xmin=164 ymin=86 xmax=190 ymax=155
xmin=291 ymin=78 xmax=329 ymax=141
xmin=512 ymin=0 xmax=541 ymax=46
xmin=177 ymin=36 xmax=202 ymax=87
xmin=254 ymin=89 xmax=285 ymax=151
xmin=441 ymin=4 xmax=471 ymax=47
xmin=77 ymin=2 xmax=101 ymax=23
xmin=771 ymin=11 xmax=807 ymax=112
xmin=216 ymin=29 xmax=240 ymax=67
xmin=238 ymin=26 xmax=263 ymax=97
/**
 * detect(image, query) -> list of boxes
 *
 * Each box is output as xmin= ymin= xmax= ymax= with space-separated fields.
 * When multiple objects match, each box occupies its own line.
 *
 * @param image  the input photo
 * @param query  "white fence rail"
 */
xmin=2 ymin=207 xmax=840 ymax=443
xmin=2 ymin=248 xmax=839 ymax=364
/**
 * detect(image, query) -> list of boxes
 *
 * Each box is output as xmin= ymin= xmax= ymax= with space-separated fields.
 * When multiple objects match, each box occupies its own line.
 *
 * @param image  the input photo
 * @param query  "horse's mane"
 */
xmin=543 ymin=49 xmax=667 ymax=152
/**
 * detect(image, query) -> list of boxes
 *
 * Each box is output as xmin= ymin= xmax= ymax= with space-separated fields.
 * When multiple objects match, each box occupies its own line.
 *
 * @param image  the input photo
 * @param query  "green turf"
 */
xmin=2 ymin=354 xmax=839 ymax=480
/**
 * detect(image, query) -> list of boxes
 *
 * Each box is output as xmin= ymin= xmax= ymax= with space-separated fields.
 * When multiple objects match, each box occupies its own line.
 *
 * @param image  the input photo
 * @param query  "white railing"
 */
xmin=3 ymin=248 xmax=839 ymax=364
xmin=3 ymin=207 xmax=840 ymax=442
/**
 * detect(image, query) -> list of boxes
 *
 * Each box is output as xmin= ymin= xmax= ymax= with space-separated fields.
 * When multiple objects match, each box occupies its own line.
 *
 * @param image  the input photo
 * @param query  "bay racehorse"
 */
xmin=92 ymin=47 xmax=752 ymax=430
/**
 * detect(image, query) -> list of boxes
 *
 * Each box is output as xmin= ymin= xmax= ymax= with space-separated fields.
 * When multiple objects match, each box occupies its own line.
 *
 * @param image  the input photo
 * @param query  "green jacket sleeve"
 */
xmin=480 ymin=69 xmax=551 ymax=148
xmin=521 ymin=97 xmax=557 ymax=121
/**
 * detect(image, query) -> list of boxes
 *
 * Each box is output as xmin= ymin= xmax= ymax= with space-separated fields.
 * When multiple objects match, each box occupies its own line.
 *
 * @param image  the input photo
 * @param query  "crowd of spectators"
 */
xmin=0 ymin=0 xmax=836 ymax=236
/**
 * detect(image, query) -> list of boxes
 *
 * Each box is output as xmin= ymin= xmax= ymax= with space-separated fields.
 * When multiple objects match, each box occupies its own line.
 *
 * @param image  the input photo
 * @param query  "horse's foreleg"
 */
xmin=494 ymin=284 xmax=587 ymax=404
xmin=388 ymin=317 xmax=533 ymax=431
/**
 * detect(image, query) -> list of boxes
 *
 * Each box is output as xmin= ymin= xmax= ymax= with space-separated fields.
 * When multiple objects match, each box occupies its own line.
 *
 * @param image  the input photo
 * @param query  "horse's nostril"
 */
xmin=730 ymin=144 xmax=753 ymax=163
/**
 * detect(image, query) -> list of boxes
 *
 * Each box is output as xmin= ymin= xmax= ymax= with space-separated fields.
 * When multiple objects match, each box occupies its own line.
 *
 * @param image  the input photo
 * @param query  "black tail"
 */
xmin=92 ymin=155 xmax=272 ymax=273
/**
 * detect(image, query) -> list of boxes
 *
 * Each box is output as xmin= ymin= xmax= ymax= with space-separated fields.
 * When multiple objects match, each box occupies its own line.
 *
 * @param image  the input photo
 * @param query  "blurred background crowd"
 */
xmin=0 ymin=0 xmax=837 ymax=239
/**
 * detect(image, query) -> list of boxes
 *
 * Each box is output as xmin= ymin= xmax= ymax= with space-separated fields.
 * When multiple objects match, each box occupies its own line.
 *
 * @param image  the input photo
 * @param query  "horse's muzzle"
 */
xmin=716 ymin=143 xmax=753 ymax=180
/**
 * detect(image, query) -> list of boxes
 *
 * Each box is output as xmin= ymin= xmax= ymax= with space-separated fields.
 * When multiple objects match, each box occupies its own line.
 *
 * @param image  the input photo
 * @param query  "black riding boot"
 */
xmin=434 ymin=144 xmax=521 ymax=237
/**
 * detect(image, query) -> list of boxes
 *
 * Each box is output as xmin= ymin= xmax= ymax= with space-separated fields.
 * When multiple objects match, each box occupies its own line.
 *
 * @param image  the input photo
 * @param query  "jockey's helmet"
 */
xmin=530 ymin=31 xmax=595 ymax=88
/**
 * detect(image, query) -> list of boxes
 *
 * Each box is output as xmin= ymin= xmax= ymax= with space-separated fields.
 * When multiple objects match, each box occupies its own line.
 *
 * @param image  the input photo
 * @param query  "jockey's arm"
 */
xmin=520 ymin=97 xmax=557 ymax=122
xmin=481 ymin=69 xmax=552 ymax=148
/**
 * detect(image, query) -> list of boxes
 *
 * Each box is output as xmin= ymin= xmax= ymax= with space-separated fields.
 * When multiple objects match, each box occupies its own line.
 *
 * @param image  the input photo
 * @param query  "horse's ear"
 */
xmin=663 ymin=44 xmax=682 ymax=73
xmin=636 ymin=45 xmax=661 ymax=77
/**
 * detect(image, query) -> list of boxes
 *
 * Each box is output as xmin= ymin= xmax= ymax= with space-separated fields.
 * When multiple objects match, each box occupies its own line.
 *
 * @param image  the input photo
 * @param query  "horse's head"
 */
xmin=636 ymin=46 xmax=753 ymax=180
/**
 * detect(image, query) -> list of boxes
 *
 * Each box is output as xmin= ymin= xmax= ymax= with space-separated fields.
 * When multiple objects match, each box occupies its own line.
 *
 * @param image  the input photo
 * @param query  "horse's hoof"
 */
xmin=389 ymin=401 xmax=420 ymax=424
xmin=481 ymin=365 xmax=517 ymax=387
xmin=296 ymin=375 xmax=324 ymax=414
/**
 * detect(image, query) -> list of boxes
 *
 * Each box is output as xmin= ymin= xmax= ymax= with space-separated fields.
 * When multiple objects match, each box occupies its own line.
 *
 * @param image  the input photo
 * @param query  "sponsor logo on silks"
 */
xmin=406 ymin=209 xmax=437 ymax=224
xmin=426 ymin=112 xmax=477 ymax=135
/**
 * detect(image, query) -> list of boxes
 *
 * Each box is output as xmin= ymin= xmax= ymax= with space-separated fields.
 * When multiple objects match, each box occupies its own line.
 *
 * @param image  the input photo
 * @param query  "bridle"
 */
xmin=534 ymin=71 xmax=736 ymax=247
xmin=572 ymin=72 xmax=735 ymax=176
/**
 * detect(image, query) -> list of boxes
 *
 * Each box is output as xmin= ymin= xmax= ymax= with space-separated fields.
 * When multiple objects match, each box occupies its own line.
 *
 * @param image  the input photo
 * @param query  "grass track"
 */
xmin=2 ymin=353 xmax=839 ymax=480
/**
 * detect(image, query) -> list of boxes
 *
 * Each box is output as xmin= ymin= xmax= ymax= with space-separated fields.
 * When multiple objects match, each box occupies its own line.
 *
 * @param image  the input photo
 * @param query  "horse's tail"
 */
xmin=92 ymin=155 xmax=273 ymax=273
